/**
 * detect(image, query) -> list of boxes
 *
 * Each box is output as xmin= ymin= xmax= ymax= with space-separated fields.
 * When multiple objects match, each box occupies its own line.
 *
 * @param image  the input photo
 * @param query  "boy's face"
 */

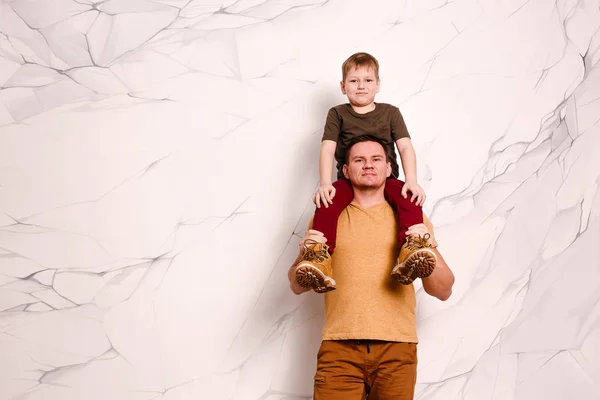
xmin=340 ymin=65 xmax=380 ymax=108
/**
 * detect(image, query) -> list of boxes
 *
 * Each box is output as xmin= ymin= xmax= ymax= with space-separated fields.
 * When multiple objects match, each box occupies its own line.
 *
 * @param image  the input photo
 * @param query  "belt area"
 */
xmin=356 ymin=339 xmax=371 ymax=353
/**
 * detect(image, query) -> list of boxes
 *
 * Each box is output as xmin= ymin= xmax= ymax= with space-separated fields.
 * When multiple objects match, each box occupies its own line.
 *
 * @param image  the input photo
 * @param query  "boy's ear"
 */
xmin=343 ymin=164 xmax=349 ymax=179
xmin=340 ymin=81 xmax=346 ymax=95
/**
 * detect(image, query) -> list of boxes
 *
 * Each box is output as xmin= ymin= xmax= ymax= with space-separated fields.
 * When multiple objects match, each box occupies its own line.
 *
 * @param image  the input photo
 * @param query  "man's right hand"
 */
xmin=312 ymin=183 xmax=336 ymax=209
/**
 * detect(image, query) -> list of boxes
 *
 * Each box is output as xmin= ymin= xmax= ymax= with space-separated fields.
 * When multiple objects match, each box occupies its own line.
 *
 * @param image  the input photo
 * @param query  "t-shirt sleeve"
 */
xmin=322 ymin=107 xmax=341 ymax=142
xmin=391 ymin=106 xmax=411 ymax=141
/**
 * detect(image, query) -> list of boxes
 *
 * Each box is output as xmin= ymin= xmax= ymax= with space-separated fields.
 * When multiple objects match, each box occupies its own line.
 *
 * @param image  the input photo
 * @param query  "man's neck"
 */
xmin=352 ymin=187 xmax=386 ymax=208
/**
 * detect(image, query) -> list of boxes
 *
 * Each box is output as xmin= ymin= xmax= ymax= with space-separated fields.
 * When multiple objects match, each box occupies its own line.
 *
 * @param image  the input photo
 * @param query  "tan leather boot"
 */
xmin=294 ymin=240 xmax=336 ymax=293
xmin=391 ymin=234 xmax=437 ymax=285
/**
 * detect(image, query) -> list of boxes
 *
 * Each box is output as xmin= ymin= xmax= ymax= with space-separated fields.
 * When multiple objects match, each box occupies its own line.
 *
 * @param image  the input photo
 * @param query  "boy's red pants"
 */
xmin=312 ymin=178 xmax=423 ymax=254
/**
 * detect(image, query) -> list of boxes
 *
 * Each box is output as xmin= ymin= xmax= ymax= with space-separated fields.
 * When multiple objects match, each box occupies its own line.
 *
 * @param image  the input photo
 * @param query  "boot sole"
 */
xmin=391 ymin=249 xmax=437 ymax=285
xmin=295 ymin=264 xmax=336 ymax=293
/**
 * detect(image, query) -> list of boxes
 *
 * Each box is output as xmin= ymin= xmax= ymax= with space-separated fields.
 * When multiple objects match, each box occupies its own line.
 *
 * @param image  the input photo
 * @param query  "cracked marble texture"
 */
xmin=1 ymin=0 xmax=600 ymax=399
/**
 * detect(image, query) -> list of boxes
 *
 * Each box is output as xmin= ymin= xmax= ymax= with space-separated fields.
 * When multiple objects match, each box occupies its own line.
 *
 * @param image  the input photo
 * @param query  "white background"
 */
xmin=1 ymin=0 xmax=599 ymax=399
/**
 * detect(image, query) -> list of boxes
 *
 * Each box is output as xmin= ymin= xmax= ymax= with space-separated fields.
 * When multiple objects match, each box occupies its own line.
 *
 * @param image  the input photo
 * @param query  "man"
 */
xmin=288 ymin=136 xmax=455 ymax=399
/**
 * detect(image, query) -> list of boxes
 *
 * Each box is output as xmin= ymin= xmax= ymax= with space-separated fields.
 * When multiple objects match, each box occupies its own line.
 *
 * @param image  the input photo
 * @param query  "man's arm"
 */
xmin=406 ymin=220 xmax=455 ymax=301
xmin=421 ymin=247 xmax=454 ymax=301
xmin=288 ymin=229 xmax=326 ymax=295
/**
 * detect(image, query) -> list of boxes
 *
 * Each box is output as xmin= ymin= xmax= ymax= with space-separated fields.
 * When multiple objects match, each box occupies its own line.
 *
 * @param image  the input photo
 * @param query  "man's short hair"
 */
xmin=344 ymin=135 xmax=389 ymax=164
xmin=342 ymin=52 xmax=380 ymax=82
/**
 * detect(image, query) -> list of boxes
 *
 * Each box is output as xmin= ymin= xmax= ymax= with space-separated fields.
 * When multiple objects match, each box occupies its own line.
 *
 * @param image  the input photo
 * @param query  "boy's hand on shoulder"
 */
xmin=313 ymin=183 xmax=336 ymax=208
xmin=402 ymin=180 xmax=426 ymax=206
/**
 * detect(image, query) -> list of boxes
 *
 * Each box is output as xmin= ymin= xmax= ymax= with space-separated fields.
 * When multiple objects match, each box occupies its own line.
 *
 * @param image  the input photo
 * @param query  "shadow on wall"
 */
xmin=261 ymin=86 xmax=343 ymax=393
xmin=217 ymin=85 xmax=339 ymax=395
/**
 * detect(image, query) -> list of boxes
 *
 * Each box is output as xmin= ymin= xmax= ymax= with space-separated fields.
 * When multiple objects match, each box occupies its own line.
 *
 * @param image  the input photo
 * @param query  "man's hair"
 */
xmin=342 ymin=52 xmax=380 ymax=82
xmin=344 ymin=135 xmax=389 ymax=164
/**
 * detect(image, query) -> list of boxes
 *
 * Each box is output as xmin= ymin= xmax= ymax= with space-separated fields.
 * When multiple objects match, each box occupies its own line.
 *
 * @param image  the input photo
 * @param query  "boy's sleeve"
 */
xmin=391 ymin=106 xmax=411 ymax=141
xmin=422 ymin=214 xmax=439 ymax=248
xmin=322 ymin=107 xmax=341 ymax=142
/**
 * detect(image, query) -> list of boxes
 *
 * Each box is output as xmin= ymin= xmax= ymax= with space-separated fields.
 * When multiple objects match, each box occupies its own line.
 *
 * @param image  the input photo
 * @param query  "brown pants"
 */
xmin=313 ymin=340 xmax=417 ymax=400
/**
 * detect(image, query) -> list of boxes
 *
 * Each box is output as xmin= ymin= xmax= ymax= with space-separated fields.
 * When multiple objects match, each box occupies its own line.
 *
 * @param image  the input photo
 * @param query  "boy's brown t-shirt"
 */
xmin=317 ymin=203 xmax=435 ymax=343
xmin=322 ymin=103 xmax=410 ymax=179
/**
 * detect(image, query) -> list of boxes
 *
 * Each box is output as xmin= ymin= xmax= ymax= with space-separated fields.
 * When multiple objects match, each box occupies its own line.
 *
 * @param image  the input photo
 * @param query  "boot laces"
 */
xmin=301 ymin=239 xmax=328 ymax=263
xmin=406 ymin=233 xmax=432 ymax=250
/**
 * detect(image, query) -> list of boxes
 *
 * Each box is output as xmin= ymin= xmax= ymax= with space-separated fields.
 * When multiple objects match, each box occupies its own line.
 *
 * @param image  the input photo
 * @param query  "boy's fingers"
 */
xmin=322 ymin=197 xmax=329 ymax=208
xmin=322 ymin=193 xmax=329 ymax=208
xmin=416 ymin=194 xmax=423 ymax=206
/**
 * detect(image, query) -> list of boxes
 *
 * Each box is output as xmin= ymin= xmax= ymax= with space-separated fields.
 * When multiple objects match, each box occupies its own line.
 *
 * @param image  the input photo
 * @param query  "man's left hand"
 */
xmin=406 ymin=223 xmax=438 ymax=247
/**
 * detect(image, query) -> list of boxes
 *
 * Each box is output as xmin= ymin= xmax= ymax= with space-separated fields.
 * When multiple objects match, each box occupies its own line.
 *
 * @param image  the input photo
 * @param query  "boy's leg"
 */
xmin=311 ymin=179 xmax=354 ymax=254
xmin=294 ymin=179 xmax=353 ymax=293
xmin=383 ymin=178 xmax=423 ymax=246
xmin=385 ymin=178 xmax=436 ymax=285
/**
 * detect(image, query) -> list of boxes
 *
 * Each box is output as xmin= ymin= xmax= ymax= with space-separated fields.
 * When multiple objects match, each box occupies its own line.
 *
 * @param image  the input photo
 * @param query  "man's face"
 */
xmin=343 ymin=141 xmax=391 ymax=190
xmin=340 ymin=65 xmax=380 ymax=108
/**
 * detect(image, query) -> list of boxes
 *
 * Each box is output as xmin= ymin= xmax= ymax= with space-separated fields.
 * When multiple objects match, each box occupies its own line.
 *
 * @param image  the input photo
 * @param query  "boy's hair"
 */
xmin=342 ymin=52 xmax=380 ymax=82
xmin=344 ymin=135 xmax=389 ymax=164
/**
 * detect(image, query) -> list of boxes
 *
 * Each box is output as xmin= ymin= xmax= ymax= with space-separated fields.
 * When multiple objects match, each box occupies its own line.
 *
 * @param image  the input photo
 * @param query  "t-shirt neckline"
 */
xmin=349 ymin=200 xmax=388 ymax=211
xmin=345 ymin=102 xmax=380 ymax=118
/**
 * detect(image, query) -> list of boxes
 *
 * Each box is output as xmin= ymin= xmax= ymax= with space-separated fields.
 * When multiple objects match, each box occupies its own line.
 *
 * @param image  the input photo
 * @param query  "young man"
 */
xmin=288 ymin=136 xmax=455 ymax=399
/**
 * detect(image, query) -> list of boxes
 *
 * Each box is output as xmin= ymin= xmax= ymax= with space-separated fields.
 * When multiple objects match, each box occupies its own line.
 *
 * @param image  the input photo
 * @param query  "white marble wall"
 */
xmin=1 ymin=0 xmax=599 ymax=399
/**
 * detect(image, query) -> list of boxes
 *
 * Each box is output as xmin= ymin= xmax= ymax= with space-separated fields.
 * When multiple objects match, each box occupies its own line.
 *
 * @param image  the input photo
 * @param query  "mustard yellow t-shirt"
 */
xmin=320 ymin=202 xmax=434 ymax=343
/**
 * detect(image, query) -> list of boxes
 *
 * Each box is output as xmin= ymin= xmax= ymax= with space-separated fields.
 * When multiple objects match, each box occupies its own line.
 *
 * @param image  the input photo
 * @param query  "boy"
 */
xmin=293 ymin=52 xmax=437 ymax=293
